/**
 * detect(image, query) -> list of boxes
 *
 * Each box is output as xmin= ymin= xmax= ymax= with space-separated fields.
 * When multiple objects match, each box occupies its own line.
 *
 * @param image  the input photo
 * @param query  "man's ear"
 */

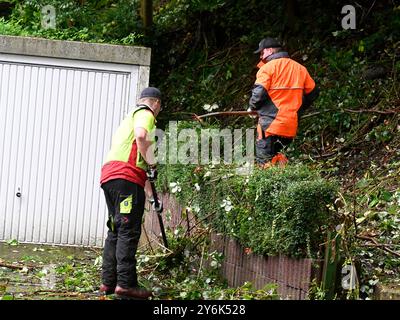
xmin=262 ymin=48 xmax=271 ymax=60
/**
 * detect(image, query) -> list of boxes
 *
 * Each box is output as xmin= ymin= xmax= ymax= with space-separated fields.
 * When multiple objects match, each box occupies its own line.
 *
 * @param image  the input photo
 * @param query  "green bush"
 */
xmin=1 ymin=0 xmax=143 ymax=44
xmin=158 ymin=161 xmax=338 ymax=259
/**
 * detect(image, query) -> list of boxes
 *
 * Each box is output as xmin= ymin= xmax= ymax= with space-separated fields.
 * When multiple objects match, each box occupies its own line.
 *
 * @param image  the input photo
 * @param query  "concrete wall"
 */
xmin=0 ymin=35 xmax=151 ymax=97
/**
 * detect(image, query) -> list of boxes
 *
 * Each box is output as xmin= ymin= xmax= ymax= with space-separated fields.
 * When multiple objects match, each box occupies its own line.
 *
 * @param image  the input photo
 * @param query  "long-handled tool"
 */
xmin=192 ymin=110 xmax=258 ymax=122
xmin=147 ymin=168 xmax=169 ymax=249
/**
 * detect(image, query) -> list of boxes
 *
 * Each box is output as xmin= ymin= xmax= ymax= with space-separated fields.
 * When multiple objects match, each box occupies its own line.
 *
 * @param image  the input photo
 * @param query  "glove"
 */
xmin=149 ymin=198 xmax=163 ymax=213
xmin=247 ymin=107 xmax=257 ymax=119
xmin=146 ymin=166 xmax=158 ymax=182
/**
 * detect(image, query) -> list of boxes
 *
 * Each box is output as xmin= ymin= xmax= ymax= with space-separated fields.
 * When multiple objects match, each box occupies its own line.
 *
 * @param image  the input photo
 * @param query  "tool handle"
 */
xmin=149 ymin=181 xmax=168 ymax=248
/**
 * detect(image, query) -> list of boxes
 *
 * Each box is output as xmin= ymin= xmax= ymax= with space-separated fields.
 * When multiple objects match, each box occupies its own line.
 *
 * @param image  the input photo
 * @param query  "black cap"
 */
xmin=254 ymin=37 xmax=282 ymax=54
xmin=140 ymin=87 xmax=162 ymax=100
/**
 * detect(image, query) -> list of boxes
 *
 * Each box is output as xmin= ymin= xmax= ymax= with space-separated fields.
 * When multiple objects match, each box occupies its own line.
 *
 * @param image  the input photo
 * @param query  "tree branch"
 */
xmin=301 ymin=107 xmax=400 ymax=119
xmin=356 ymin=235 xmax=400 ymax=258
xmin=0 ymin=260 xmax=36 ymax=270
xmin=343 ymin=108 xmax=400 ymax=115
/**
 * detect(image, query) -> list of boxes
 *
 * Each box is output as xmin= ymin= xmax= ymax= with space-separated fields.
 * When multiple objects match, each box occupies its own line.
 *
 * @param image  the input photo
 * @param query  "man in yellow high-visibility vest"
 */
xmin=99 ymin=87 xmax=162 ymax=299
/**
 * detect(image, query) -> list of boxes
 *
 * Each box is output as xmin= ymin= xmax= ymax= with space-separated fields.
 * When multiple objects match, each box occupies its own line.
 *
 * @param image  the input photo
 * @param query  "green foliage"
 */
xmin=0 ymin=0 xmax=398 ymax=299
xmin=6 ymin=239 xmax=19 ymax=246
xmin=1 ymin=0 xmax=144 ymax=44
xmin=308 ymin=278 xmax=326 ymax=300
xmin=336 ymin=159 xmax=400 ymax=299
xmin=158 ymin=157 xmax=338 ymax=258
xmin=137 ymin=228 xmax=278 ymax=300
xmin=245 ymin=167 xmax=337 ymax=257
xmin=52 ymin=256 xmax=101 ymax=293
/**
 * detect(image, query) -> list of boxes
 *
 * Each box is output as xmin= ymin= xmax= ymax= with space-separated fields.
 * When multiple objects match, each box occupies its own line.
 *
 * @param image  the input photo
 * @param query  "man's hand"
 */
xmin=146 ymin=166 xmax=158 ymax=182
xmin=247 ymin=107 xmax=257 ymax=119
xmin=149 ymin=197 xmax=163 ymax=213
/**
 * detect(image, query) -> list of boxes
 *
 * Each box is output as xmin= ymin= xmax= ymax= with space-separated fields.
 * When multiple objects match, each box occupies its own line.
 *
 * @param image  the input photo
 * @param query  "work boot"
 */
xmin=271 ymin=153 xmax=288 ymax=167
xmin=114 ymin=285 xmax=153 ymax=300
xmin=99 ymin=284 xmax=116 ymax=295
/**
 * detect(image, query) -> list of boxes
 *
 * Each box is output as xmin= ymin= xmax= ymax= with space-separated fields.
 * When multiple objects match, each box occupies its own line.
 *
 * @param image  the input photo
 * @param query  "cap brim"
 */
xmin=254 ymin=48 xmax=262 ymax=54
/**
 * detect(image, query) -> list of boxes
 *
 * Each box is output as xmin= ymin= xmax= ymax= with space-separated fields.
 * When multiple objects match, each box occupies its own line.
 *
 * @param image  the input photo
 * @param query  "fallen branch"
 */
xmin=0 ymin=260 xmax=36 ymax=270
xmin=356 ymin=235 xmax=400 ymax=258
xmin=300 ymin=107 xmax=399 ymax=119
xmin=193 ymin=110 xmax=258 ymax=122
xmin=31 ymin=290 xmax=89 ymax=297
xmin=343 ymin=108 xmax=400 ymax=115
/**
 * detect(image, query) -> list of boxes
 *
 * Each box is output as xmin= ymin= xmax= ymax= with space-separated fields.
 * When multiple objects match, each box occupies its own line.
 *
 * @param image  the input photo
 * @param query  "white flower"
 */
xmin=203 ymin=104 xmax=211 ymax=111
xmin=202 ymin=291 xmax=210 ymax=300
xmin=193 ymin=205 xmax=200 ymax=213
xmin=220 ymin=199 xmax=233 ymax=212
xmin=236 ymin=161 xmax=253 ymax=176
xmin=203 ymin=103 xmax=219 ymax=112
xmin=204 ymin=171 xmax=211 ymax=178
xmin=169 ymin=182 xmax=181 ymax=193
xmin=194 ymin=183 xmax=200 ymax=191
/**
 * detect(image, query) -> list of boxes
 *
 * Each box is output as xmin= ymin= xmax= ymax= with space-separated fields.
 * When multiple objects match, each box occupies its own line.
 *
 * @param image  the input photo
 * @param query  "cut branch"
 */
xmin=356 ymin=235 xmax=400 ymax=258
xmin=343 ymin=108 xmax=400 ymax=115
xmin=0 ymin=260 xmax=36 ymax=270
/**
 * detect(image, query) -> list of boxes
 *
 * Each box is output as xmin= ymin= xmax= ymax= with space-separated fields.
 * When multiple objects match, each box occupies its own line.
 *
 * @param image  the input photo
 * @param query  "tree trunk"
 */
xmin=285 ymin=0 xmax=297 ymax=30
xmin=141 ymin=0 xmax=153 ymax=29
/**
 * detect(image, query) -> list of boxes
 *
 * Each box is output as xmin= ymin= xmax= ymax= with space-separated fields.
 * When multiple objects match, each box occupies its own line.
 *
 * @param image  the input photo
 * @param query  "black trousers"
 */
xmin=256 ymin=135 xmax=293 ymax=165
xmin=101 ymin=179 xmax=145 ymax=288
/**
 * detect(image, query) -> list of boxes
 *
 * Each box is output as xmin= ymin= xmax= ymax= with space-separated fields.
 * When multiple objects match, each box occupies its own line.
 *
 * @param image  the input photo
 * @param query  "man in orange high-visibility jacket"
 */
xmin=248 ymin=37 xmax=319 ymax=167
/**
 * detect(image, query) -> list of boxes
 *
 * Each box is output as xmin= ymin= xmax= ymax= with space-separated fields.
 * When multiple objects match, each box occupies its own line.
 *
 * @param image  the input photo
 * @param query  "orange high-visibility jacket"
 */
xmin=249 ymin=52 xmax=317 ymax=138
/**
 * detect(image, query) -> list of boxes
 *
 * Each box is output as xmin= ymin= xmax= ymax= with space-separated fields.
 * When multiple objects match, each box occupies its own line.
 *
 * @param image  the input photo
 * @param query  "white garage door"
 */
xmin=0 ymin=54 xmax=139 ymax=246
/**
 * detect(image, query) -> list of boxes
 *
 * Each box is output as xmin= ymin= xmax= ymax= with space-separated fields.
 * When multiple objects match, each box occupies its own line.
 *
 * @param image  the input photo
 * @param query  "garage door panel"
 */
xmin=0 ymin=55 xmax=139 ymax=246
xmin=1 ymin=64 xmax=20 ymax=240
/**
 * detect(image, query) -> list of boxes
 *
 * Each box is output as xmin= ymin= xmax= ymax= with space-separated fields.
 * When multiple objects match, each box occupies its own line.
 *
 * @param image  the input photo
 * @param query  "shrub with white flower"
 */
xmin=204 ymin=171 xmax=211 ymax=178
xmin=194 ymin=183 xmax=200 ymax=191
xmin=220 ymin=198 xmax=233 ymax=212
xmin=169 ymin=182 xmax=181 ymax=193
xmin=203 ymin=103 xmax=219 ymax=112
xmin=235 ymin=161 xmax=253 ymax=176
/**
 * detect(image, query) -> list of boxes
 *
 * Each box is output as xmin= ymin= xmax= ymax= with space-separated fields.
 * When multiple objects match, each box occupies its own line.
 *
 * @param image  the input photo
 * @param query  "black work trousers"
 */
xmin=256 ymin=135 xmax=292 ymax=165
xmin=101 ymin=179 xmax=145 ymax=288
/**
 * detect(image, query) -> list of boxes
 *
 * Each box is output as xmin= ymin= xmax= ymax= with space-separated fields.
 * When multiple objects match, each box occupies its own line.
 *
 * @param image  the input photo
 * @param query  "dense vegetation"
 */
xmin=158 ymin=161 xmax=338 ymax=258
xmin=0 ymin=0 xmax=399 ymax=299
